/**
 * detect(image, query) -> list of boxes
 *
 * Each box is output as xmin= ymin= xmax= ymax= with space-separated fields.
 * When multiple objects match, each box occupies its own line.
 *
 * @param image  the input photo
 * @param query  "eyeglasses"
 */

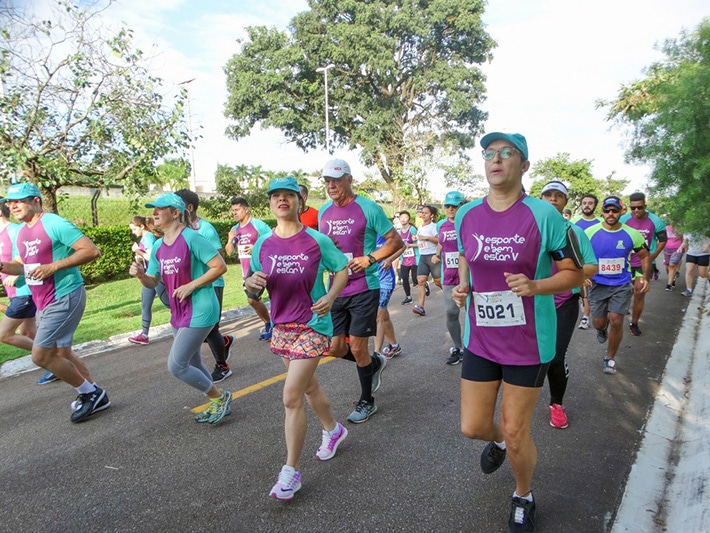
xmin=482 ymin=147 xmax=519 ymax=160
xmin=602 ymin=208 xmax=621 ymax=214
xmin=630 ymin=206 xmax=645 ymax=210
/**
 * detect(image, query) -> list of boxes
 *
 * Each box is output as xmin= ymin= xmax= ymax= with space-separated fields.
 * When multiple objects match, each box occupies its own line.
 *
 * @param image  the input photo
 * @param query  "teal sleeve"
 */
xmin=254 ymin=219 xmax=272 ymax=236
xmin=249 ymin=235 xmax=268 ymax=274
xmin=146 ymin=240 xmax=163 ymax=276
xmin=573 ymin=225 xmax=597 ymax=265
xmin=362 ymin=199 xmax=394 ymax=237
xmin=186 ymin=230 xmax=219 ymax=265
xmin=310 ymin=229 xmax=348 ymax=273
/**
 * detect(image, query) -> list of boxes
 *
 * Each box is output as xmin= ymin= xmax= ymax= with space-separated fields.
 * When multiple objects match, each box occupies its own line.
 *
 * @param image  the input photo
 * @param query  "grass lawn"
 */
xmin=0 ymin=264 xmax=251 ymax=365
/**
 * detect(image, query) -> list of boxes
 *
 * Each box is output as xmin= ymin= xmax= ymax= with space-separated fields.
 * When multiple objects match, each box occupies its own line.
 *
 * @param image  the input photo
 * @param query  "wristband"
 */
xmin=367 ymin=254 xmax=377 ymax=266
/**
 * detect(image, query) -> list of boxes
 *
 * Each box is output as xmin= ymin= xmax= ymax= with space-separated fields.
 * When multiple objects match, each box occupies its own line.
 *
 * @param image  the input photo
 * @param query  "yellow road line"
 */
xmin=191 ymin=356 xmax=336 ymax=413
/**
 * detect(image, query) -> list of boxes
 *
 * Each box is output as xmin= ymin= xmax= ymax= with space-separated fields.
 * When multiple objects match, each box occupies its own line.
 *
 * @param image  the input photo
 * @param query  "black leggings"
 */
xmin=399 ymin=264 xmax=418 ymax=297
xmin=547 ymin=294 xmax=579 ymax=405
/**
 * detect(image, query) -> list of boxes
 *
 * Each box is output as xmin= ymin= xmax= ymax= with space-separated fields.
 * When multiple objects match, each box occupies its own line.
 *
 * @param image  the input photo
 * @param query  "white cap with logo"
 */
xmin=322 ymin=159 xmax=351 ymax=179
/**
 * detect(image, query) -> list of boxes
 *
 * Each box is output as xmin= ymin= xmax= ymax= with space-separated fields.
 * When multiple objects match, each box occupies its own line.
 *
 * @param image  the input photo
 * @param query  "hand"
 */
xmin=452 ymin=283 xmax=470 ymax=308
xmin=431 ymin=255 xmax=440 ymax=264
xmin=638 ymin=278 xmax=650 ymax=294
xmin=245 ymin=271 xmax=267 ymax=293
xmin=26 ymin=263 xmax=57 ymax=282
xmin=173 ymin=283 xmax=195 ymax=302
xmin=311 ymin=295 xmax=335 ymax=317
xmin=348 ymin=256 xmax=371 ymax=273
xmin=131 ymin=242 xmax=139 ymax=252
xmin=2 ymin=275 xmax=18 ymax=288
xmin=504 ymin=272 xmax=535 ymax=297
xmin=381 ymin=258 xmax=392 ymax=270
xmin=128 ymin=255 xmax=146 ymax=277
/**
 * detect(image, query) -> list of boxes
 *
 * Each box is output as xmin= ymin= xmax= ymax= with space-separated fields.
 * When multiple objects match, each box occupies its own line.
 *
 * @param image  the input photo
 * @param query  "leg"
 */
xmin=380 ymin=309 xmax=397 ymax=346
xmin=282 ymin=357 xmax=322 ymax=469
xmin=0 ymin=316 xmax=34 ymax=351
xmin=443 ymin=285 xmax=463 ymax=349
xmin=416 ymin=274 xmax=427 ymax=307
xmin=547 ymin=297 xmax=578 ymax=406
xmin=400 ymin=264 xmax=411 ymax=298
xmin=140 ymin=285 xmax=156 ymax=336
xmin=606 ymin=312 xmax=625 ymax=359
xmin=18 ymin=316 xmax=37 ymax=341
xmin=374 ymin=307 xmax=387 ymax=353
xmin=685 ymin=262 xmax=697 ymax=291
xmin=630 ymin=276 xmax=646 ymax=326
xmin=460 ymin=378 xmax=503 ymax=442
xmin=249 ymin=298 xmax=271 ymax=324
xmin=500 ymin=382 xmax=543 ymax=496
xmin=167 ymin=326 xmax=215 ymax=394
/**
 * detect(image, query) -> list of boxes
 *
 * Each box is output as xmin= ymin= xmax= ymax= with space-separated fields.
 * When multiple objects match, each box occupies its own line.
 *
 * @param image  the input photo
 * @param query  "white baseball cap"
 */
xmin=322 ymin=159 xmax=351 ymax=179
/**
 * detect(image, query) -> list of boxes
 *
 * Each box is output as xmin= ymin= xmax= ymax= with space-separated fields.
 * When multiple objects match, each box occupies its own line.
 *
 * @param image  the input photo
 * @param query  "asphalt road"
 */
xmin=0 ymin=280 xmax=689 ymax=533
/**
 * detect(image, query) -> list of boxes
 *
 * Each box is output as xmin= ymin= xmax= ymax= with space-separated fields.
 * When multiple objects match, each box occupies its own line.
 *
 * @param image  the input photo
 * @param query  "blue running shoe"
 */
xmin=259 ymin=322 xmax=272 ymax=341
xmin=37 ymin=370 xmax=58 ymax=385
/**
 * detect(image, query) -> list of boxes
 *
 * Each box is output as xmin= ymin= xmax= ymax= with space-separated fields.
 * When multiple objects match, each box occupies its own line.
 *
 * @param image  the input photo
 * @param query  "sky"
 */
xmin=21 ymin=0 xmax=710 ymax=198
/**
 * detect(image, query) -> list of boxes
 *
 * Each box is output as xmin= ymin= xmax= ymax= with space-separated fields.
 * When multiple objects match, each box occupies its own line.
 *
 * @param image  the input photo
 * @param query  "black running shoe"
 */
xmin=446 ymin=348 xmax=462 ymax=365
xmin=629 ymin=323 xmax=642 ymax=336
xmin=509 ymin=495 xmax=536 ymax=532
xmin=596 ymin=328 xmax=608 ymax=344
xmin=425 ymin=282 xmax=430 ymax=296
xmin=480 ymin=441 xmax=507 ymax=474
xmin=70 ymin=387 xmax=111 ymax=423
xmin=401 ymin=296 xmax=412 ymax=305
xmin=212 ymin=364 xmax=232 ymax=383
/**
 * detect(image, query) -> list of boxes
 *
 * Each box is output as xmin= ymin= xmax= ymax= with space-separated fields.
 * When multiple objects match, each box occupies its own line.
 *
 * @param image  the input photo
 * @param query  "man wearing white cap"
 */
xmin=539 ymin=181 xmax=598 ymax=429
xmin=319 ymin=159 xmax=404 ymax=423
xmin=0 ymin=182 xmax=109 ymax=423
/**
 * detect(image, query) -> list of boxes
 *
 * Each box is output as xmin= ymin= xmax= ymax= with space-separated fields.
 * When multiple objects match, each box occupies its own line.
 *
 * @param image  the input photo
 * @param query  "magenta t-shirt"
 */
xmin=437 ymin=219 xmax=460 ymax=286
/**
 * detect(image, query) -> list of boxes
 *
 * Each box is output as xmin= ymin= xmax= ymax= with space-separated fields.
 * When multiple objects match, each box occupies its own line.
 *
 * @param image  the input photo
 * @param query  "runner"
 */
xmin=663 ymin=223 xmax=684 ymax=291
xmin=436 ymin=190 xmax=466 ymax=365
xmin=176 ymin=189 xmax=235 ymax=383
xmin=245 ymin=177 xmax=349 ymax=501
xmin=0 ymin=183 xmax=110 ymax=423
xmin=620 ymin=192 xmax=667 ymax=336
xmin=539 ymin=181 xmax=598 ymax=429
xmin=413 ymin=204 xmax=440 ymax=316
xmin=453 ymin=133 xmax=584 ymax=532
xmin=0 ymin=199 xmax=37 ymax=368
xmin=298 ymin=183 xmax=319 ymax=230
xmin=680 ymin=232 xmax=710 ymax=296
xmin=129 ymin=192 xmax=232 ymax=425
xmin=373 ymin=235 xmax=405 ymax=360
xmin=225 ymin=197 xmax=273 ymax=340
xmin=571 ymin=194 xmax=601 ymax=331
xmin=397 ymin=210 xmax=418 ymax=304
xmin=318 ymin=158 xmax=404 ymax=423
xmin=586 ymin=196 xmax=650 ymax=375
xmin=127 ymin=216 xmax=165 ymax=345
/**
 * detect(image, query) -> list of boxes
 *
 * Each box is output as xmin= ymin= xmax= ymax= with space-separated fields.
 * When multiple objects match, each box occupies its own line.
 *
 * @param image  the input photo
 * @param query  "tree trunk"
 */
xmin=90 ymin=188 xmax=100 ymax=226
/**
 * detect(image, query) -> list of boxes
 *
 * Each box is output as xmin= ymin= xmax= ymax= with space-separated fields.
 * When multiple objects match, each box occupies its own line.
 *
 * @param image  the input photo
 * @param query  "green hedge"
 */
xmin=78 ymin=218 xmax=277 ymax=284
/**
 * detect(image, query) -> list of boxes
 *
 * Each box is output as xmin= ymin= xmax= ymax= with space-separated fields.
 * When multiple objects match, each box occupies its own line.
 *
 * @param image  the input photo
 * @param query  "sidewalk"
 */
xmin=612 ymin=277 xmax=709 ymax=532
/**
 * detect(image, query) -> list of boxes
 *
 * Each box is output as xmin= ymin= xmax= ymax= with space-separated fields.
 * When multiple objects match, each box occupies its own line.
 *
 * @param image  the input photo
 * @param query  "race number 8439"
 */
xmin=472 ymin=290 xmax=526 ymax=327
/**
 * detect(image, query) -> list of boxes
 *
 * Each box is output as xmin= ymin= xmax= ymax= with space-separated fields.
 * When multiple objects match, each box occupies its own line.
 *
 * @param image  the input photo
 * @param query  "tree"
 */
xmin=223 ymin=0 xmax=494 ymax=199
xmin=598 ymin=19 xmax=710 ymax=233
xmin=528 ymin=153 xmax=628 ymax=212
xmin=0 ymin=0 xmax=188 ymax=216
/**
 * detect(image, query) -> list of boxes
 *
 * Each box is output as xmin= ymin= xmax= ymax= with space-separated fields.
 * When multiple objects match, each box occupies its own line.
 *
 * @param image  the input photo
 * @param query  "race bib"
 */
xmin=403 ymin=247 xmax=415 ymax=258
xmin=23 ymin=263 xmax=43 ymax=286
xmin=345 ymin=252 xmax=354 ymax=275
xmin=472 ymin=290 xmax=526 ymax=327
xmin=444 ymin=252 xmax=459 ymax=269
xmin=237 ymin=245 xmax=250 ymax=259
xmin=599 ymin=257 xmax=625 ymax=275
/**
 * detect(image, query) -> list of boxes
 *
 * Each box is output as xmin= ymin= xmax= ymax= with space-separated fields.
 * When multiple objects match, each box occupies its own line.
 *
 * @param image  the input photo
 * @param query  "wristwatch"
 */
xmin=367 ymin=254 xmax=377 ymax=266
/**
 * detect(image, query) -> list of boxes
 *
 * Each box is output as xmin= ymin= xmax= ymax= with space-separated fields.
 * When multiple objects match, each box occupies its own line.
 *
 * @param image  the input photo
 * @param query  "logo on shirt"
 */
xmin=616 ymin=240 xmax=625 ymax=249
xmin=161 ymin=256 xmax=182 ymax=275
xmin=267 ymin=253 xmax=309 ymax=275
xmin=22 ymin=238 xmax=41 ymax=258
xmin=441 ymin=230 xmax=457 ymax=242
xmin=324 ymin=218 xmax=354 ymax=236
xmin=469 ymin=233 xmax=526 ymax=262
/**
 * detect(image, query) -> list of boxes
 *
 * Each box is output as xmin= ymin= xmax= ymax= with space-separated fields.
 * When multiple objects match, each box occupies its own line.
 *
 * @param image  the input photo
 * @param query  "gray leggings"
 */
xmin=141 ymin=282 xmax=170 ymax=335
xmin=443 ymin=285 xmax=462 ymax=349
xmin=167 ymin=326 xmax=214 ymax=393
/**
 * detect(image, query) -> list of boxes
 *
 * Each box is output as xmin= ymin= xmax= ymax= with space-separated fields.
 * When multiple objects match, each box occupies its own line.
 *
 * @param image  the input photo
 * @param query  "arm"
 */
xmin=636 ymin=247 xmax=652 ymax=293
xmin=225 ymin=228 xmax=238 ymax=256
xmin=25 ymin=236 xmax=100 ymax=282
xmin=349 ymin=227 xmax=404 ymax=273
xmin=452 ymin=253 xmax=471 ymax=308
xmin=129 ymin=256 xmax=161 ymax=289
xmin=505 ymin=258 xmax=584 ymax=297
xmin=381 ymin=243 xmax=406 ymax=270
xmin=649 ymin=231 xmax=667 ymax=263
xmin=172 ymin=254 xmax=227 ymax=302
xmin=311 ymin=267 xmax=349 ymax=317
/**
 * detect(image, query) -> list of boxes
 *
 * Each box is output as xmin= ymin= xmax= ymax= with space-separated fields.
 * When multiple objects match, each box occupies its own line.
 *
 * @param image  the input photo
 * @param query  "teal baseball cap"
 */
xmin=444 ymin=191 xmax=465 ymax=206
xmin=480 ymin=132 xmax=529 ymax=160
xmin=145 ymin=192 xmax=186 ymax=213
xmin=0 ymin=182 xmax=42 ymax=202
xmin=267 ymin=176 xmax=302 ymax=196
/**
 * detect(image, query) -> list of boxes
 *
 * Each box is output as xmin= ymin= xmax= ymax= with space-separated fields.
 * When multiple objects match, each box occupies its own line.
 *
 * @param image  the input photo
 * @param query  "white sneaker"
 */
xmin=316 ymin=422 xmax=348 ymax=461
xmin=578 ymin=317 xmax=589 ymax=330
xmin=269 ymin=465 xmax=302 ymax=501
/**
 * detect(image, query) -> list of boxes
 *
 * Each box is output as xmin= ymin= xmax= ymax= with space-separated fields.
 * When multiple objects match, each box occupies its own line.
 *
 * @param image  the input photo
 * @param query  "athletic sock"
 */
xmin=342 ymin=346 xmax=356 ymax=362
xmin=76 ymin=380 xmax=96 ymax=394
xmin=494 ymin=440 xmax=506 ymax=450
xmin=357 ymin=362 xmax=374 ymax=402
xmin=513 ymin=491 xmax=534 ymax=502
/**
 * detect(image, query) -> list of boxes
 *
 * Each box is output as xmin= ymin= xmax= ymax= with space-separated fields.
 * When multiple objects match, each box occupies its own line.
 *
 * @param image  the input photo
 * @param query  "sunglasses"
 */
xmin=630 ymin=206 xmax=645 ymax=210
xmin=482 ymin=147 xmax=519 ymax=160
xmin=602 ymin=208 xmax=621 ymax=214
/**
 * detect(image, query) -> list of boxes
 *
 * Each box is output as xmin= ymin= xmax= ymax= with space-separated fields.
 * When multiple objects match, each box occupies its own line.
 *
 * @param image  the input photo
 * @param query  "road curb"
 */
xmin=612 ymin=278 xmax=708 ymax=532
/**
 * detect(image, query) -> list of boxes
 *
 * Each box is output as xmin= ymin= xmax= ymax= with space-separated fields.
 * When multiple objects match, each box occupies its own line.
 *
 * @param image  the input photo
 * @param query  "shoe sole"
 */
xmin=270 ymin=484 xmax=301 ymax=501
xmin=412 ymin=308 xmax=425 ymax=316
xmin=446 ymin=358 xmax=462 ymax=365
xmin=550 ymin=421 xmax=569 ymax=429
xmin=372 ymin=354 xmax=386 ymax=393
xmin=316 ymin=426 xmax=349 ymax=461
xmin=347 ymin=404 xmax=378 ymax=424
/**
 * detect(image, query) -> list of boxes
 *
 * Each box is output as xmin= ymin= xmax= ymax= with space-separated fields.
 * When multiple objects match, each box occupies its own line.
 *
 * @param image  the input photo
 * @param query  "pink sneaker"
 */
xmin=128 ymin=333 xmax=150 ymax=345
xmin=316 ymin=422 xmax=348 ymax=461
xmin=549 ymin=403 xmax=568 ymax=429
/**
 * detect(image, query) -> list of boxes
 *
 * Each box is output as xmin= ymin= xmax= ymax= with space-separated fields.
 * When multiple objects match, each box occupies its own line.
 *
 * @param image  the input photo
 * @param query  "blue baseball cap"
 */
xmin=0 ymin=182 xmax=42 ymax=202
xmin=145 ymin=192 xmax=186 ymax=213
xmin=602 ymin=196 xmax=623 ymax=210
xmin=267 ymin=176 xmax=302 ymax=196
xmin=540 ymin=181 xmax=568 ymax=198
xmin=480 ymin=132 xmax=529 ymax=161
xmin=444 ymin=191 xmax=465 ymax=206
